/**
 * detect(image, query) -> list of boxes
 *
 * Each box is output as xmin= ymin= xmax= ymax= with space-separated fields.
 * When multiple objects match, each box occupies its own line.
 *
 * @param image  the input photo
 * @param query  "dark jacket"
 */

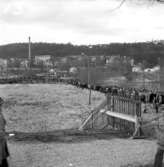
xmin=156 ymin=117 xmax=164 ymax=149
xmin=0 ymin=113 xmax=9 ymax=164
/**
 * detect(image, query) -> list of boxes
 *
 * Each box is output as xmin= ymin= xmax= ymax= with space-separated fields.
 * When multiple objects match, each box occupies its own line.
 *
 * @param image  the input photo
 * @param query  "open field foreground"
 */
xmin=0 ymin=84 xmax=105 ymax=132
xmin=0 ymin=84 xmax=158 ymax=167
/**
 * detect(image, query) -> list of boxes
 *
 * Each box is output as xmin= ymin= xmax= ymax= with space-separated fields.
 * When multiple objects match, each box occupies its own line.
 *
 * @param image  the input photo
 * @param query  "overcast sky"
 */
xmin=0 ymin=0 xmax=164 ymax=45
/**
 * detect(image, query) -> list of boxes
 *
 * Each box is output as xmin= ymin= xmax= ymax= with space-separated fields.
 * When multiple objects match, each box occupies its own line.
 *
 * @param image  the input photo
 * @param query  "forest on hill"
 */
xmin=0 ymin=41 xmax=164 ymax=67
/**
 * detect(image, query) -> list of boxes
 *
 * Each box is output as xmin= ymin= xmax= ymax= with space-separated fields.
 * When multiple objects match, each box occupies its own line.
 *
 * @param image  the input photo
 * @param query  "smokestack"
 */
xmin=28 ymin=36 xmax=32 ymax=69
xmin=28 ymin=36 xmax=31 ymax=62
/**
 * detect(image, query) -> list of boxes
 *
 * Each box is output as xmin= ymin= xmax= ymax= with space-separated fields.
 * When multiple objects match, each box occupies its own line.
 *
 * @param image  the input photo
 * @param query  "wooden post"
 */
xmin=132 ymin=101 xmax=144 ymax=139
xmin=91 ymin=109 xmax=94 ymax=129
xmin=112 ymin=96 xmax=115 ymax=128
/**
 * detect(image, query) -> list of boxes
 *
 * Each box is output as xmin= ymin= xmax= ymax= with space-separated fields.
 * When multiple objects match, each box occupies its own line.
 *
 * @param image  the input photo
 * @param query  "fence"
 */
xmin=105 ymin=94 xmax=141 ymax=135
xmin=79 ymin=94 xmax=142 ymax=137
xmin=79 ymin=99 xmax=108 ymax=130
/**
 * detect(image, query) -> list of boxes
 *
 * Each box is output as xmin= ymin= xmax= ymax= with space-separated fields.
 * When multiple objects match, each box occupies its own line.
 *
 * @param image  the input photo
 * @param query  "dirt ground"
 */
xmin=0 ymin=84 xmax=159 ymax=167
xmin=8 ymin=138 xmax=156 ymax=167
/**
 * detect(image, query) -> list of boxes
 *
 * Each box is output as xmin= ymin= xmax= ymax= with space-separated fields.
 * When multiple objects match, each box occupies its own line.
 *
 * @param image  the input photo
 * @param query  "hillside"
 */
xmin=1 ymin=41 xmax=164 ymax=67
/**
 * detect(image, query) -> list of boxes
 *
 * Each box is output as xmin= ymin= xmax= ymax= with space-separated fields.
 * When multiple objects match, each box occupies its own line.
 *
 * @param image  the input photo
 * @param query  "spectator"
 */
xmin=154 ymin=115 xmax=164 ymax=167
xmin=153 ymin=95 xmax=160 ymax=114
xmin=0 ymin=97 xmax=9 ymax=167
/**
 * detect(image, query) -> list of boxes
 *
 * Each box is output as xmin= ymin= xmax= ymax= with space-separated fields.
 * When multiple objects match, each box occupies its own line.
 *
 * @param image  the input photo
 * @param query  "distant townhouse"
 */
xmin=0 ymin=58 xmax=7 ymax=70
xmin=20 ymin=59 xmax=29 ymax=68
xmin=34 ymin=55 xmax=52 ymax=66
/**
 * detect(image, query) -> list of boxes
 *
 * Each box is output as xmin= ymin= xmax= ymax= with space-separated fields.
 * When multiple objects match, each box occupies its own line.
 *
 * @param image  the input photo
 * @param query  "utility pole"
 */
xmin=87 ymin=55 xmax=91 ymax=105
xmin=82 ymin=52 xmax=91 ymax=105
xmin=88 ymin=45 xmax=93 ymax=105
xmin=143 ymin=70 xmax=145 ymax=89
xmin=158 ymin=57 xmax=161 ymax=91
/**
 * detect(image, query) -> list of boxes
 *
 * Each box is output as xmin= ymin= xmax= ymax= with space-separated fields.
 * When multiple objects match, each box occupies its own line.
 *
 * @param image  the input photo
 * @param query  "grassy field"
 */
xmin=1 ymin=84 xmax=105 ymax=132
xmin=0 ymin=84 xmax=158 ymax=167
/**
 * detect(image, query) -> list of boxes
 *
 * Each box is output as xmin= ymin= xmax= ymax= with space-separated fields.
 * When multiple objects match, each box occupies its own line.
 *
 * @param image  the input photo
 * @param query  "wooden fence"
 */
xmin=79 ymin=94 xmax=142 ymax=138
xmin=79 ymin=99 xmax=108 ymax=130
xmin=105 ymin=94 xmax=141 ymax=135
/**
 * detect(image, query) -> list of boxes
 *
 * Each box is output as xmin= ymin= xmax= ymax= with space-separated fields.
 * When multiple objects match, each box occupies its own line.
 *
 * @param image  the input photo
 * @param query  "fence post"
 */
xmin=107 ymin=94 xmax=111 ymax=126
xmin=112 ymin=96 xmax=115 ymax=128
xmin=132 ymin=101 xmax=144 ymax=139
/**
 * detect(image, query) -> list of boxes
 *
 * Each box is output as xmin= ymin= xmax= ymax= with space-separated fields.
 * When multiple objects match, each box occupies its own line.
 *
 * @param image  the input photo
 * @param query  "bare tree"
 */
xmin=114 ymin=0 xmax=164 ymax=10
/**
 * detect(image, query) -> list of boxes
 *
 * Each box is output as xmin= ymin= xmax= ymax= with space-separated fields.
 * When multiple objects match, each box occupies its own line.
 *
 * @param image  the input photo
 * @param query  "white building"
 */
xmin=20 ymin=59 xmax=29 ymax=68
xmin=0 ymin=58 xmax=7 ymax=70
xmin=132 ymin=65 xmax=142 ymax=73
xmin=34 ymin=55 xmax=52 ymax=66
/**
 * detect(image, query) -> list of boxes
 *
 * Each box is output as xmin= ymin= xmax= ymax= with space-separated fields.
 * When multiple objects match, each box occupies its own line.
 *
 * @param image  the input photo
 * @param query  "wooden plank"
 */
xmin=102 ymin=110 xmax=137 ymax=123
xmin=127 ymin=101 xmax=130 ymax=115
xmin=79 ymin=99 xmax=108 ymax=130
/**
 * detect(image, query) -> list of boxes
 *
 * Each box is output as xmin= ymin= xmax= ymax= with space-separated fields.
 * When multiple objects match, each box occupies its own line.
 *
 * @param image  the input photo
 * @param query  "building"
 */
xmin=0 ymin=58 xmax=7 ymax=71
xmin=105 ymin=55 xmax=120 ymax=65
xmin=20 ymin=59 xmax=29 ymax=68
xmin=34 ymin=55 xmax=52 ymax=66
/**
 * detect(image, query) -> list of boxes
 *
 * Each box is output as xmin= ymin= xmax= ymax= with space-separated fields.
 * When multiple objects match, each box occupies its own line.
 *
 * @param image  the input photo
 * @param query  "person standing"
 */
xmin=154 ymin=115 xmax=164 ymax=167
xmin=153 ymin=94 xmax=160 ymax=114
xmin=0 ymin=97 xmax=9 ymax=167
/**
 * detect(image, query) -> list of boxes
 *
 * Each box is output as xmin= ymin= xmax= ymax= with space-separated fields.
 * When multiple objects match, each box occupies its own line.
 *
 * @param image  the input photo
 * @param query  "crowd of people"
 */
xmin=1 ymin=75 xmax=164 ymax=114
xmin=61 ymin=78 xmax=164 ymax=113
xmin=1 ymin=75 xmax=164 ymax=113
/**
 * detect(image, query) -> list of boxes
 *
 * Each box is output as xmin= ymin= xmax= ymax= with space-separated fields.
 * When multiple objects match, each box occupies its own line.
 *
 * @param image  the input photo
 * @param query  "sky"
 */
xmin=0 ymin=0 xmax=164 ymax=45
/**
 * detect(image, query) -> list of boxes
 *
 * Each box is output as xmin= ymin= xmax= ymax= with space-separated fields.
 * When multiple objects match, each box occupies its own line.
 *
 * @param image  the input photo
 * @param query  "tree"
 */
xmin=113 ymin=0 xmax=164 ymax=11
